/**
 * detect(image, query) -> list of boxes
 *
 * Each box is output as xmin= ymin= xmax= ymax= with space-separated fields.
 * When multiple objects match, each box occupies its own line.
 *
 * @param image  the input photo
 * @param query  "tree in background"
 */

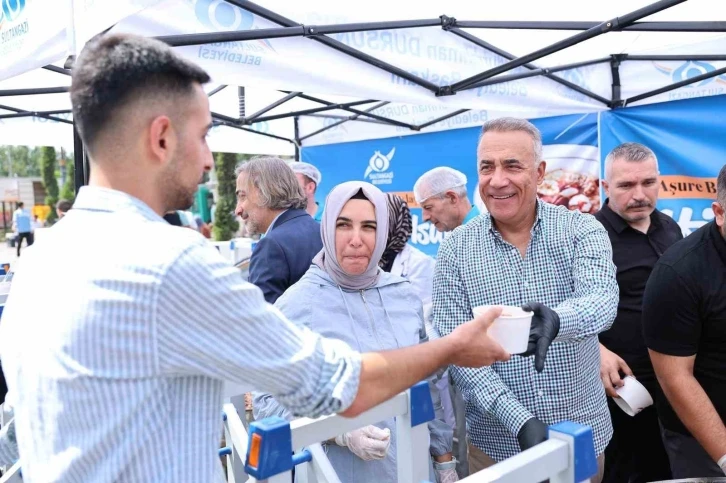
xmin=212 ymin=152 xmax=239 ymax=241
xmin=41 ymin=146 xmax=60 ymax=224
xmin=59 ymin=154 xmax=76 ymax=204
xmin=0 ymin=146 xmax=42 ymax=177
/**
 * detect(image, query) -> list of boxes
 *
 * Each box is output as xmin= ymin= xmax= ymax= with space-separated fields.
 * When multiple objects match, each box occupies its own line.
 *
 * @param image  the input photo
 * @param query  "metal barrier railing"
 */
xmin=221 ymin=381 xmax=598 ymax=483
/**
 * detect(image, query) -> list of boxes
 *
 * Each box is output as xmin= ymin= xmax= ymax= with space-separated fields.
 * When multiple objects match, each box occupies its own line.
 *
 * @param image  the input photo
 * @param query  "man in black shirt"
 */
xmin=643 ymin=163 xmax=726 ymax=478
xmin=595 ymin=143 xmax=682 ymax=483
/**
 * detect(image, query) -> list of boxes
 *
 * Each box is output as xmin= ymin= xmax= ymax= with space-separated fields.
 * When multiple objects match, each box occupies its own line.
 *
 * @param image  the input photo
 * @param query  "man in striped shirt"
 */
xmin=0 ymin=34 xmax=512 ymax=483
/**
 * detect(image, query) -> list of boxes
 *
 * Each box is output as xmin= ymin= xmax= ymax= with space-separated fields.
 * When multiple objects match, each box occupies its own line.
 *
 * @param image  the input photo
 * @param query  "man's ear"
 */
xmin=713 ymin=200 xmax=725 ymax=228
xmin=602 ymin=179 xmax=610 ymax=198
xmin=148 ymin=115 xmax=175 ymax=165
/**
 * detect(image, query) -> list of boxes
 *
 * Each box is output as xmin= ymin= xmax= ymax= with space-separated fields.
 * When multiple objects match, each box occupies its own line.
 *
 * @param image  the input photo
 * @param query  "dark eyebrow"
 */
xmin=336 ymin=217 xmax=377 ymax=225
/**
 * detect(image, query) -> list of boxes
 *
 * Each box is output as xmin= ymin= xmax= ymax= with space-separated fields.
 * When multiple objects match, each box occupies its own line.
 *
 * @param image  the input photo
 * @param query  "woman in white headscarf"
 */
xmin=253 ymin=181 xmax=457 ymax=483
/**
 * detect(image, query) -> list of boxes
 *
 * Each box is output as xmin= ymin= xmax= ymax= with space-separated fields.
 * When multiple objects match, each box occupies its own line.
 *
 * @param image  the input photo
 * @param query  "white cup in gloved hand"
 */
xmin=334 ymin=425 xmax=391 ymax=461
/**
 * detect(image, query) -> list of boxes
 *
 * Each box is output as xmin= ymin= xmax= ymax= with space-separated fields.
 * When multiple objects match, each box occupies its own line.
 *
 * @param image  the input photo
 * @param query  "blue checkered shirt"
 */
xmin=433 ymin=200 xmax=617 ymax=461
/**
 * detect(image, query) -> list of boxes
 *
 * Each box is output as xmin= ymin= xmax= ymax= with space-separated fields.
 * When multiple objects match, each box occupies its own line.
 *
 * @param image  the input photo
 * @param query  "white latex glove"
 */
xmin=434 ymin=458 xmax=459 ymax=483
xmin=334 ymin=425 xmax=391 ymax=461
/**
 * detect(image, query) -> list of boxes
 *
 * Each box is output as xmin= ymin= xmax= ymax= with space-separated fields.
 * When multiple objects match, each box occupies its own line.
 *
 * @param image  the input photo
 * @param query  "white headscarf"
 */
xmin=312 ymin=181 xmax=389 ymax=290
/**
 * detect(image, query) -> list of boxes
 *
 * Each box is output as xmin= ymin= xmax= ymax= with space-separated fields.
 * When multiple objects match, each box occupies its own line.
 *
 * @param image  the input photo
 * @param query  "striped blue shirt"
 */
xmin=0 ymin=186 xmax=361 ymax=483
xmin=433 ymin=200 xmax=617 ymax=461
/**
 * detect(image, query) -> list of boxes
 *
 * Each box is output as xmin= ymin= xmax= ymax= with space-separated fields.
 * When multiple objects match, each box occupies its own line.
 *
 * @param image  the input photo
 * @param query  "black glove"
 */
xmin=517 ymin=417 xmax=548 ymax=451
xmin=521 ymin=302 xmax=560 ymax=373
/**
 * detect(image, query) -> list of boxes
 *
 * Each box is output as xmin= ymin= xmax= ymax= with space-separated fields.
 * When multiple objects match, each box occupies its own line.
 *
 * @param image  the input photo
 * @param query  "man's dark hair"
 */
xmin=16 ymin=202 xmax=23 ymax=208
xmin=70 ymin=33 xmax=211 ymax=150
xmin=718 ymin=164 xmax=726 ymax=208
xmin=56 ymin=199 xmax=73 ymax=213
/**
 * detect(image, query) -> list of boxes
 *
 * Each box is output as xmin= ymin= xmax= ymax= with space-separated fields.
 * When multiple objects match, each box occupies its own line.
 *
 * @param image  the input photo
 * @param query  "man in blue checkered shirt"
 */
xmin=433 ymin=118 xmax=618 ymax=482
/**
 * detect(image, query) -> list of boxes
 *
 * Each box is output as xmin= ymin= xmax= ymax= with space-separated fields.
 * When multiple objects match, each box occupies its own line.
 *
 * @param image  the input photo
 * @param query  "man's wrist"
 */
xmin=433 ymin=453 xmax=453 ymax=463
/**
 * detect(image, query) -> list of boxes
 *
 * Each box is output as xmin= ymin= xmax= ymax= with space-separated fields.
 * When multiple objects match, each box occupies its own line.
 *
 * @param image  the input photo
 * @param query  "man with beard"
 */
xmin=235 ymin=156 xmax=322 ymax=303
xmin=0 ymin=33 xmax=517 ymax=482
xmin=642 ymin=163 xmax=726 ymax=478
xmin=595 ymin=143 xmax=681 ymax=483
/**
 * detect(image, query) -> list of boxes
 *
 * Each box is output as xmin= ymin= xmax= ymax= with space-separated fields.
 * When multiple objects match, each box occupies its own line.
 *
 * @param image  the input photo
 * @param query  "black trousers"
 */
xmin=603 ymin=396 xmax=672 ymax=483
xmin=16 ymin=231 xmax=34 ymax=257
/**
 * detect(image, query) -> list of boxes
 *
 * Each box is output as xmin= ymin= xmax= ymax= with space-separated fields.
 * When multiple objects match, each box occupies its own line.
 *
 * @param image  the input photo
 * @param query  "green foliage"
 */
xmin=212 ymin=152 xmax=239 ymax=241
xmin=41 ymin=146 xmax=60 ymax=224
xmin=59 ymin=155 xmax=76 ymax=204
xmin=0 ymin=146 xmax=42 ymax=177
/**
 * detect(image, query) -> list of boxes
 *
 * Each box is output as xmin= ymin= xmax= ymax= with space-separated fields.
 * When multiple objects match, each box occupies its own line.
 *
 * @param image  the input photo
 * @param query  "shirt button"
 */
xmin=523 ymin=282 xmax=529 ymax=288
xmin=538 ymin=390 xmax=544 ymax=397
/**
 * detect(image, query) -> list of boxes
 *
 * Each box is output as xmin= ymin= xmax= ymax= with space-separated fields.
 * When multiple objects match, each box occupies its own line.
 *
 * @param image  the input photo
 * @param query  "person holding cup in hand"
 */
xmin=594 ymin=143 xmax=681 ymax=483
xmin=433 ymin=118 xmax=618 ymax=482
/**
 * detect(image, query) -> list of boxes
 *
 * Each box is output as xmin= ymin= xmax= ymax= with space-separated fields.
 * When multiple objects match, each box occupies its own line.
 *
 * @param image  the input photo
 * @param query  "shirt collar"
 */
xmin=72 ymin=186 xmax=164 ymax=223
xmin=265 ymin=209 xmax=288 ymax=236
xmin=462 ymin=205 xmax=480 ymax=225
xmin=482 ymin=199 xmax=544 ymax=238
xmin=600 ymin=198 xmax=662 ymax=235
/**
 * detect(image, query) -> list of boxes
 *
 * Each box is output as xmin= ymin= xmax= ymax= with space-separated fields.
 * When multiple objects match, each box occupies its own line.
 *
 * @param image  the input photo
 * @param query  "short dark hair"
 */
xmin=718 ymin=164 xmax=726 ymax=208
xmin=56 ymin=199 xmax=72 ymax=213
xmin=70 ymin=33 xmax=210 ymax=150
xmin=16 ymin=202 xmax=23 ymax=208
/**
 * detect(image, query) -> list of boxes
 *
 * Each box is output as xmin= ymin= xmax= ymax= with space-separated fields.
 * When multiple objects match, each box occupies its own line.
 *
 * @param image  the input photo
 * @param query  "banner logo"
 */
xmin=654 ymin=61 xmax=726 ymax=87
xmin=364 ymin=147 xmax=395 ymax=185
xmin=0 ymin=0 xmax=26 ymax=27
xmin=194 ymin=0 xmax=275 ymax=52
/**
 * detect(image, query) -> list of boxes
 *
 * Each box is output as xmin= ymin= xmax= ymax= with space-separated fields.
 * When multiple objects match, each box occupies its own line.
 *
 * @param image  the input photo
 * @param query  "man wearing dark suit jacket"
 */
xmin=235 ymin=156 xmax=323 ymax=304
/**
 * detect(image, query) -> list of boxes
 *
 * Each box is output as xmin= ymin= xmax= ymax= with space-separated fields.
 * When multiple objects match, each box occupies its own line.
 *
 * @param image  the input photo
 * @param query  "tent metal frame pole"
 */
xmin=245 ymin=91 xmax=301 ymax=122
xmin=445 ymin=26 xmax=610 ymax=104
xmin=73 ymin=125 xmax=88 ymax=194
xmin=0 ymin=103 xmax=73 ymax=124
xmin=225 ymin=0 xmax=440 ymax=93
xmin=293 ymin=116 xmax=300 ymax=161
xmin=0 ymin=110 xmax=72 ymax=120
xmin=454 ymin=20 xmax=726 ymax=32
xmin=292 ymin=92 xmax=417 ymax=129
xmin=621 ymin=65 xmax=726 ymax=106
xmin=469 ymin=57 xmax=610 ymax=88
xmin=416 ymin=109 xmax=469 ymax=130
xmin=207 ymin=85 xmax=227 ymax=97
xmin=610 ymin=54 xmax=625 ymax=107
xmin=42 ymin=65 xmax=72 ymax=76
xmin=304 ymin=113 xmax=391 ymax=125
xmin=299 ymin=101 xmax=389 ymax=142
xmin=215 ymin=120 xmax=297 ymax=144
xmin=624 ymin=54 xmax=726 ymax=61
xmin=249 ymin=99 xmax=379 ymax=123
xmin=448 ymin=0 xmax=688 ymax=93
xmin=0 ymin=86 xmax=69 ymax=97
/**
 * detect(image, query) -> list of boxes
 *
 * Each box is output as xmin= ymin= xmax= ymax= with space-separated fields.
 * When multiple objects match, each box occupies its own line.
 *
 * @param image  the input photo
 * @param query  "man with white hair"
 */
xmin=433 ymin=117 xmax=617 ymax=481
xmin=290 ymin=161 xmax=324 ymax=222
xmin=414 ymin=167 xmax=479 ymax=232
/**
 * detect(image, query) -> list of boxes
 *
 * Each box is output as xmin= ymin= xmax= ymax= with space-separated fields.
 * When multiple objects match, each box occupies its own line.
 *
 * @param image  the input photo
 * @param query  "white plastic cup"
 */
xmin=613 ymin=376 xmax=653 ymax=416
xmin=472 ymin=305 xmax=533 ymax=354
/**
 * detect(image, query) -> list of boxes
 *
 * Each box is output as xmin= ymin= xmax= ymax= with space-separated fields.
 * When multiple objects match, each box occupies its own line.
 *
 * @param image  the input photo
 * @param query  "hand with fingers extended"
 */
xmin=447 ymin=305 xmax=511 ymax=368
xmin=521 ymin=302 xmax=560 ymax=372
xmin=334 ymin=425 xmax=391 ymax=461
xmin=599 ymin=343 xmax=634 ymax=398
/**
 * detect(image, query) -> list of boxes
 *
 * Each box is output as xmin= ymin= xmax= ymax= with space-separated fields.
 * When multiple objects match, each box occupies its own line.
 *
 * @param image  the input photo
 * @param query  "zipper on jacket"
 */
xmin=360 ymin=290 xmax=384 ymax=349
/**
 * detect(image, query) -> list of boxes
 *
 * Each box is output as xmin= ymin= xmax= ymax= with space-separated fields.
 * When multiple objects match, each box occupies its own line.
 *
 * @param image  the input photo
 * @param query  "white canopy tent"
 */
xmin=0 ymin=0 xmax=724 ymax=177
